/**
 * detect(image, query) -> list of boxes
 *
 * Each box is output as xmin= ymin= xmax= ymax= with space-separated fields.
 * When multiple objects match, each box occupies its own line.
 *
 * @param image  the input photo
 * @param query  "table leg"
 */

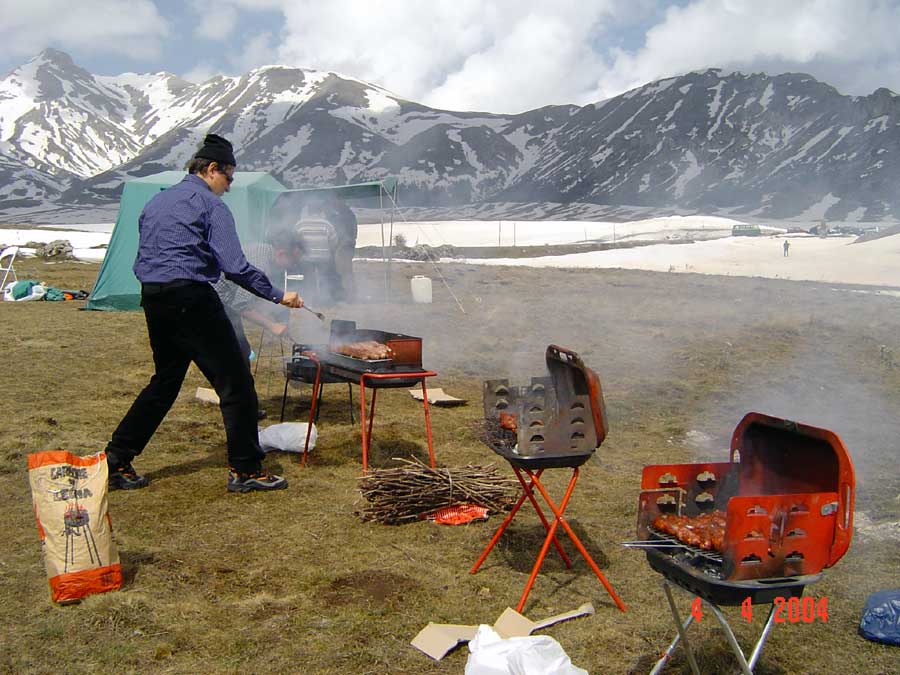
xmin=420 ymin=379 xmax=436 ymax=468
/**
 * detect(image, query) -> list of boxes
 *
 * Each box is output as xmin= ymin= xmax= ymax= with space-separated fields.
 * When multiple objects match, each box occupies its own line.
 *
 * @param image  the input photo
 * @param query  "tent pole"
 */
xmin=381 ymin=186 xmax=389 ymax=301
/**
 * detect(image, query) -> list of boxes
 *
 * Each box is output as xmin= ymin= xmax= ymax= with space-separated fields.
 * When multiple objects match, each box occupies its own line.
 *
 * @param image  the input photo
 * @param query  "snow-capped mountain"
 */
xmin=3 ymin=49 xmax=900 ymax=221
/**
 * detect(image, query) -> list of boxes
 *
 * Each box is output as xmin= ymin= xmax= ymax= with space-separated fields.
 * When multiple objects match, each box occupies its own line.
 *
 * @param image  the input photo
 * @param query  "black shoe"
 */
xmin=108 ymin=462 xmax=149 ymax=490
xmin=227 ymin=468 xmax=288 ymax=493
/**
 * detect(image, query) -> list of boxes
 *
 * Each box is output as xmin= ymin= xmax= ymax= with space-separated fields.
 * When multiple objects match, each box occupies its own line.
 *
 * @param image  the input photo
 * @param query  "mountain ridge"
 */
xmin=2 ymin=49 xmax=900 ymax=222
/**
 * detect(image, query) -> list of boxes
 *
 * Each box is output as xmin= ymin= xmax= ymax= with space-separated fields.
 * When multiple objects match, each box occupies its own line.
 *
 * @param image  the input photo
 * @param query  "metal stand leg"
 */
xmin=470 ymin=469 xmax=572 ymax=575
xmin=652 ymin=581 xmax=701 ymax=675
xmin=651 ymin=581 xmax=779 ymax=675
xmin=471 ymin=466 xmax=626 ymax=614
xmin=301 ymin=358 xmax=322 ymax=467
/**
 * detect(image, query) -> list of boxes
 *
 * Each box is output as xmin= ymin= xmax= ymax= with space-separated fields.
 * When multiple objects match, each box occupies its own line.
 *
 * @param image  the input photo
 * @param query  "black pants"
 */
xmin=106 ymin=282 xmax=264 ymax=473
xmin=224 ymin=306 xmax=252 ymax=362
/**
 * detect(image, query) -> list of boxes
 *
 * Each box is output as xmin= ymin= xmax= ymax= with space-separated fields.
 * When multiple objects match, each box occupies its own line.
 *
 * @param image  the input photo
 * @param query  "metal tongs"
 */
xmin=301 ymin=304 xmax=326 ymax=322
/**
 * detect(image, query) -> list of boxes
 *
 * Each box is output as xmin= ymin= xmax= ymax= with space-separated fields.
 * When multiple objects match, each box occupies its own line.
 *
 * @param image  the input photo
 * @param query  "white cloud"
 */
xmin=191 ymin=2 xmax=239 ymax=41
xmin=182 ymin=61 xmax=219 ymax=84
xmin=591 ymin=0 xmax=900 ymax=100
xmin=253 ymin=0 xmax=618 ymax=113
xmin=0 ymin=0 xmax=168 ymax=60
xmin=7 ymin=0 xmax=900 ymax=113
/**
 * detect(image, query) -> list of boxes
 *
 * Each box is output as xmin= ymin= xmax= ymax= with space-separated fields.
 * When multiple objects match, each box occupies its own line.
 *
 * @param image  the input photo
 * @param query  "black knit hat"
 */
xmin=195 ymin=133 xmax=236 ymax=167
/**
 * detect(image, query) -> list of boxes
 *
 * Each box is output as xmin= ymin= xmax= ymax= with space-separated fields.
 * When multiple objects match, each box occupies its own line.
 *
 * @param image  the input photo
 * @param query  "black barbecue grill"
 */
xmin=471 ymin=345 xmax=626 ymax=613
xmin=633 ymin=413 xmax=856 ymax=674
xmin=282 ymin=319 xmax=437 ymax=472
xmin=482 ymin=345 xmax=608 ymax=469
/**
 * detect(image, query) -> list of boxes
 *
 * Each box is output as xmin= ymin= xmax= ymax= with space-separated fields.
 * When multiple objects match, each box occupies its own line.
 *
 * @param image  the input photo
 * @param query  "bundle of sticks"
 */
xmin=356 ymin=457 xmax=520 ymax=524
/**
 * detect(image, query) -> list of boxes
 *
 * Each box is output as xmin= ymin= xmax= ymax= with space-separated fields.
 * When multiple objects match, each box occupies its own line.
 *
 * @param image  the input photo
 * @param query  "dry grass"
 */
xmin=1 ymin=257 xmax=899 ymax=674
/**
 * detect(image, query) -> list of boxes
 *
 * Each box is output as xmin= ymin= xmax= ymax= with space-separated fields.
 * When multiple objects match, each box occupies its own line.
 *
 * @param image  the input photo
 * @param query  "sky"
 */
xmin=2 ymin=0 xmax=900 ymax=113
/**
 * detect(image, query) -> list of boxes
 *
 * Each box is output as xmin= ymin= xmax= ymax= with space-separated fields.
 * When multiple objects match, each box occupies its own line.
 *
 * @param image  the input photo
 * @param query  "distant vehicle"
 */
xmin=732 ymin=224 xmax=762 ymax=236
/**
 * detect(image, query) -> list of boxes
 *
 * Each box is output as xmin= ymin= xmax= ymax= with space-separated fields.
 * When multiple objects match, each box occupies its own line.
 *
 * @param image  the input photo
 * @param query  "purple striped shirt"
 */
xmin=133 ymin=174 xmax=284 ymax=303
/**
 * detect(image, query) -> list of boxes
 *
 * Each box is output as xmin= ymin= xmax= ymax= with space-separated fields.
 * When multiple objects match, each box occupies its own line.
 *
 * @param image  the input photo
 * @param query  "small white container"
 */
xmin=410 ymin=275 xmax=433 ymax=303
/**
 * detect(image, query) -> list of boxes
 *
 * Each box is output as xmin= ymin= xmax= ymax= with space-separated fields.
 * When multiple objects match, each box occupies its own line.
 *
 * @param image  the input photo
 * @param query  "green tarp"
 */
xmin=85 ymin=172 xmax=397 ymax=311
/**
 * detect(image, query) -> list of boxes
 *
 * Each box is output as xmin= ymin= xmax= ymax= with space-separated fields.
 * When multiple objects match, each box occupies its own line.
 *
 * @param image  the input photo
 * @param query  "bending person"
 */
xmin=213 ymin=227 xmax=304 ymax=417
xmin=103 ymin=133 xmax=303 ymax=494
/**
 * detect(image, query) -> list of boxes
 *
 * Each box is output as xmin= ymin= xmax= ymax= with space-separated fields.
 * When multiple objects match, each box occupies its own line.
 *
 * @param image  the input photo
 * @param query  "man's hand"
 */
xmin=280 ymin=291 xmax=304 ymax=309
xmin=269 ymin=322 xmax=288 ymax=337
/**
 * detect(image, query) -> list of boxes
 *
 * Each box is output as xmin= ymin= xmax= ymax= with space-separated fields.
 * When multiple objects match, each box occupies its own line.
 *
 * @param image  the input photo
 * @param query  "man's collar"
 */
xmin=185 ymin=173 xmax=213 ymax=193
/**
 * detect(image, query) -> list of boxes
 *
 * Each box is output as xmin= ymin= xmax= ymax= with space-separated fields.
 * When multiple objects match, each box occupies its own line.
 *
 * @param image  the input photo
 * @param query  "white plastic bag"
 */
xmin=464 ymin=625 xmax=589 ymax=675
xmin=258 ymin=422 xmax=317 ymax=453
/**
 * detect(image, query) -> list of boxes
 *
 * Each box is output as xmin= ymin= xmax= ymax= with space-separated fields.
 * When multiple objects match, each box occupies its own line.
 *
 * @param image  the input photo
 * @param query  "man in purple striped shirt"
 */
xmin=104 ymin=133 xmax=304 ymax=494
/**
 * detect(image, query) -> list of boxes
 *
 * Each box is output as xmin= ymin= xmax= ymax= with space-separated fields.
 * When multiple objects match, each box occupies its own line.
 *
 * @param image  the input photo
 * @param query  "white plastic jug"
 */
xmin=411 ymin=275 xmax=433 ymax=303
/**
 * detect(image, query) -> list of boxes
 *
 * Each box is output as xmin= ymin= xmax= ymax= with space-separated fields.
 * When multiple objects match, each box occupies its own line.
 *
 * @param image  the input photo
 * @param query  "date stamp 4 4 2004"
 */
xmin=691 ymin=596 xmax=829 ymax=623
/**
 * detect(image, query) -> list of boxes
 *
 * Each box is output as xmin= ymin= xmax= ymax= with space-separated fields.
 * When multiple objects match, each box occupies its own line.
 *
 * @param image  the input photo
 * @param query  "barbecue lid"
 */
xmin=545 ymin=345 xmax=608 ymax=447
xmin=730 ymin=412 xmax=855 ymax=565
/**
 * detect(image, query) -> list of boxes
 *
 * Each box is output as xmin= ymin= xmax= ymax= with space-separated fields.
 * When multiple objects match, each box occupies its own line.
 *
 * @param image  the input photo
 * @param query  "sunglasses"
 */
xmin=218 ymin=169 xmax=234 ymax=184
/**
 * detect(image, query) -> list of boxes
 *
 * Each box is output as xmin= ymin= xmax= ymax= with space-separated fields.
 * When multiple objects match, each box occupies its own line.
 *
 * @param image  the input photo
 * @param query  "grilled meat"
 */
xmin=335 ymin=341 xmax=393 ymax=360
xmin=653 ymin=511 xmax=727 ymax=552
xmin=499 ymin=412 xmax=518 ymax=433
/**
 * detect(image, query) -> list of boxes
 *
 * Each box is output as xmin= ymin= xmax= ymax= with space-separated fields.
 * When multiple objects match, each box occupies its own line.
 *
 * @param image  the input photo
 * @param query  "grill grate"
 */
xmin=648 ymin=525 xmax=724 ymax=565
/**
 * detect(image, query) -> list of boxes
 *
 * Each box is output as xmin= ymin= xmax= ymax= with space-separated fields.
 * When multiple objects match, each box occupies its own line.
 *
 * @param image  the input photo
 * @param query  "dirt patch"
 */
xmin=324 ymin=570 xmax=420 ymax=606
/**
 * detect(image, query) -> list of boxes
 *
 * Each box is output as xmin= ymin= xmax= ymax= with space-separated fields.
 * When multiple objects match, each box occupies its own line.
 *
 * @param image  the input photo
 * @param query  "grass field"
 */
xmin=1 ymin=257 xmax=898 ymax=674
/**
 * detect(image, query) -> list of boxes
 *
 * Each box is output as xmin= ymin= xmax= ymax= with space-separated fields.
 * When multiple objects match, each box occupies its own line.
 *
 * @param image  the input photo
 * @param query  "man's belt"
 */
xmin=141 ymin=279 xmax=202 ymax=295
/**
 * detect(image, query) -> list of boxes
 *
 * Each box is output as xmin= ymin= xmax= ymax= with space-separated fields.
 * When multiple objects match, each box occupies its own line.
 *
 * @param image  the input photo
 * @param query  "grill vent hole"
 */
xmin=747 ymin=505 xmax=768 ymax=516
xmin=529 ymin=405 xmax=543 ymax=413
xmin=658 ymin=473 xmax=678 ymax=486
xmin=493 ymin=386 xmax=509 ymax=396
xmin=529 ymin=420 xmax=544 ymax=428
xmin=790 ymin=504 xmax=809 ymax=513
xmin=740 ymin=554 xmax=762 ymax=565
xmin=495 ymin=399 xmax=508 ymax=410
xmin=570 ymin=402 xmax=585 ymax=410
xmin=785 ymin=551 xmax=805 ymax=562
xmin=529 ymin=435 xmax=545 ymax=443
xmin=571 ymin=431 xmax=585 ymax=440
xmin=786 ymin=528 xmax=806 ymax=538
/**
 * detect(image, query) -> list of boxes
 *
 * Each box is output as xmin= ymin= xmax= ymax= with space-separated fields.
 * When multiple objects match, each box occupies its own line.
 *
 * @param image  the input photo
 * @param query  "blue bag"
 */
xmin=859 ymin=589 xmax=900 ymax=646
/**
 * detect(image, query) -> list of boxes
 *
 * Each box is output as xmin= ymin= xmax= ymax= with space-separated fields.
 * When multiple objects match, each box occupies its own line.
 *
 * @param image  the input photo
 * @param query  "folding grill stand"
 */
xmin=651 ymin=579 xmax=778 ymax=675
xmin=470 ymin=465 xmax=627 ymax=613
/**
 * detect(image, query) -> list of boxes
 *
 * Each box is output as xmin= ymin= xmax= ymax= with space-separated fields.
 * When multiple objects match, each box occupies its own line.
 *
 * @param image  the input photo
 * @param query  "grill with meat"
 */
xmin=334 ymin=341 xmax=393 ymax=360
xmin=653 ymin=511 xmax=726 ymax=552
xmin=634 ymin=412 xmax=855 ymax=605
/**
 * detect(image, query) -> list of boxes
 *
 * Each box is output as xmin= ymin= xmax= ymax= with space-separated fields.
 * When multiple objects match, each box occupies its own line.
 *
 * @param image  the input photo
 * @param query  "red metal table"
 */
xmin=300 ymin=354 xmax=438 ymax=472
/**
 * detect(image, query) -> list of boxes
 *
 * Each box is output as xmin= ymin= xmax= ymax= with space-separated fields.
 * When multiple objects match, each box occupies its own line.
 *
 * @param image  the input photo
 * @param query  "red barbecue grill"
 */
xmin=631 ymin=412 xmax=855 ymax=674
xmin=284 ymin=320 xmax=437 ymax=472
xmin=470 ymin=345 xmax=627 ymax=613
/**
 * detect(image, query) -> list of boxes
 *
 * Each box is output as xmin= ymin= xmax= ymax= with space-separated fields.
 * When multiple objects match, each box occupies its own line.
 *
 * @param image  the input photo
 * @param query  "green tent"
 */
xmin=86 ymin=172 xmax=398 ymax=311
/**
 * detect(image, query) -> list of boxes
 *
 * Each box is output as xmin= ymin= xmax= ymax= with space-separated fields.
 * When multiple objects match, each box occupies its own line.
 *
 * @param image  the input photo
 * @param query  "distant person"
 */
xmin=322 ymin=194 xmax=358 ymax=301
xmin=103 ymin=133 xmax=304 ymax=494
xmin=783 ymin=240 xmax=790 ymax=257
xmin=213 ymin=227 xmax=305 ymax=418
